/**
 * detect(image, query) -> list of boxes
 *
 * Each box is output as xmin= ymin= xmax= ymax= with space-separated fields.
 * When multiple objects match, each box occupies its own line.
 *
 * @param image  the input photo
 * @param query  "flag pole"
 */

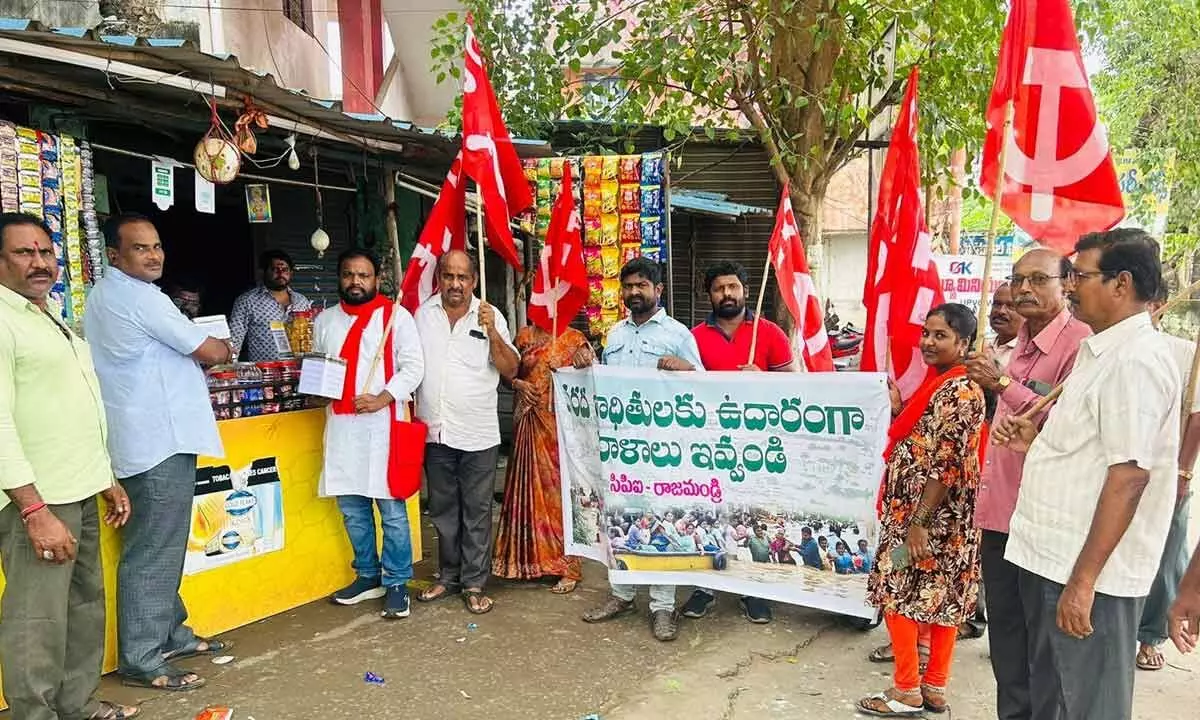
xmin=476 ymin=194 xmax=488 ymax=312
xmin=1182 ymin=324 xmax=1200 ymax=436
xmin=975 ymin=100 xmax=1015 ymax=353
xmin=363 ymin=173 xmax=406 ymax=393
xmin=748 ymin=254 xmax=773 ymax=366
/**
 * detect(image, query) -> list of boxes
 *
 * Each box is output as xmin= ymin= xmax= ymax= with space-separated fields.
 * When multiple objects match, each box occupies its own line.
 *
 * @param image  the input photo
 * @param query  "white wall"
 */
xmin=822 ymin=231 xmax=869 ymax=329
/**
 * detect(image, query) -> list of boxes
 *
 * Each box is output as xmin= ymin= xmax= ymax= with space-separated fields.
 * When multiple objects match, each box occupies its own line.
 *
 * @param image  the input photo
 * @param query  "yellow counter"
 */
xmin=0 ymin=408 xmax=421 ymax=708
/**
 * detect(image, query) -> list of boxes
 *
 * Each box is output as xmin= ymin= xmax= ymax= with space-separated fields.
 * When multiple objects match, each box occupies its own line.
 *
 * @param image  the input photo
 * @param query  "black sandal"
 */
xmin=120 ymin=665 xmax=206 ymax=692
xmin=462 ymin=589 xmax=494 ymax=615
xmin=164 ymin=637 xmax=232 ymax=661
xmin=88 ymin=701 xmax=141 ymax=720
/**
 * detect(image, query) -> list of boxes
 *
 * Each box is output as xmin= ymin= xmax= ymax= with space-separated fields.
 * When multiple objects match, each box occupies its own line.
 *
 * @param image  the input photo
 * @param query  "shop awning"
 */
xmin=0 ymin=19 xmax=550 ymax=160
xmin=670 ymin=189 xmax=772 ymax=221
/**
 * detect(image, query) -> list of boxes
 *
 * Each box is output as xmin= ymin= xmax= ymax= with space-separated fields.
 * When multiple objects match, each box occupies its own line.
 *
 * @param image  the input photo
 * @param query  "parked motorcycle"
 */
xmin=824 ymin=302 xmax=863 ymax=371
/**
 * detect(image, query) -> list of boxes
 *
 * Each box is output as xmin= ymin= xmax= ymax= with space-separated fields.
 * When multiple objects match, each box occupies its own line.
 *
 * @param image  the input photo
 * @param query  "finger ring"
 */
xmin=42 ymin=550 xmax=54 ymax=560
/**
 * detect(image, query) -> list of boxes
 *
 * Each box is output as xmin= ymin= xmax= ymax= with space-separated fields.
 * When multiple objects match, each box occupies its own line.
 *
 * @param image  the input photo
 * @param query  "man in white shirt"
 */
xmin=313 ymin=249 xmax=424 ymax=620
xmin=995 ymin=229 xmax=1180 ymax=720
xmin=413 ymin=250 xmax=518 ymax=615
xmin=1134 ymin=285 xmax=1200 ymax=671
xmin=84 ymin=214 xmax=233 ymax=692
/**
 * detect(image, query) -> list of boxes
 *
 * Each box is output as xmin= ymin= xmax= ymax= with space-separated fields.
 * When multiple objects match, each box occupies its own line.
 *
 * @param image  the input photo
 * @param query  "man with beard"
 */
xmin=681 ymin=261 xmax=793 ymax=625
xmin=312 ymin=248 xmax=425 ymax=619
xmin=229 ymin=249 xmax=312 ymax=361
xmin=85 ymin=213 xmax=233 ymax=692
xmin=0 ymin=213 xmax=137 ymax=720
xmin=965 ymin=247 xmax=1090 ymax=720
xmin=580 ymin=257 xmax=702 ymax=641
xmin=414 ymin=250 xmax=519 ymax=615
xmin=994 ymin=230 xmax=1178 ymax=720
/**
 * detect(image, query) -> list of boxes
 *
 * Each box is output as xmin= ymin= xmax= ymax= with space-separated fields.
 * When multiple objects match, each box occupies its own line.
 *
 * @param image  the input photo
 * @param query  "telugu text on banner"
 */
xmin=554 ymin=367 xmax=890 ymax=619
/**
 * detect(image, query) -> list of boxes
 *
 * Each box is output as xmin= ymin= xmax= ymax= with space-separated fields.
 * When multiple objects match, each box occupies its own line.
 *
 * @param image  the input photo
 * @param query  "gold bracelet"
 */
xmin=1180 ymin=469 xmax=1194 ymax=481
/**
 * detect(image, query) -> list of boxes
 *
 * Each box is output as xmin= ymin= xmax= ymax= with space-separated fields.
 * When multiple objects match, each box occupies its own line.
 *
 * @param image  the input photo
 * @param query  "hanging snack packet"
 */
xmin=600 ymin=215 xmax=619 ymax=246
xmin=588 ymin=277 xmax=604 ymax=306
xmin=619 ymin=156 xmax=641 ymax=184
xmin=549 ymin=157 xmax=565 ymax=179
xmin=584 ymin=216 xmax=602 ymax=247
xmin=620 ymin=242 xmax=641 ymax=265
xmin=619 ymin=185 xmax=640 ymax=214
xmin=584 ymin=246 xmax=603 ymax=276
xmin=600 ymin=278 xmax=621 ymax=310
xmin=600 ymin=245 xmax=620 ymax=277
xmin=537 ymin=178 xmax=552 ymax=201
xmin=601 ymin=308 xmax=620 ymax=333
xmin=587 ymin=306 xmax=604 ymax=336
xmin=640 ymin=185 xmax=662 ymax=215
xmin=620 ymin=214 xmax=641 ymax=244
xmin=642 ymin=153 xmax=664 ymax=184
xmin=523 ymin=158 xmax=538 ymax=181
xmin=537 ymin=158 xmax=551 ymax=180
xmin=641 ymin=244 xmax=663 ymax=263
xmin=584 ymin=186 xmax=602 ymax=218
xmin=601 ymin=155 xmax=620 ymax=181
xmin=600 ymin=181 xmax=618 ymax=215
xmin=640 ymin=216 xmax=662 ymax=247
xmin=583 ymin=156 xmax=603 ymax=186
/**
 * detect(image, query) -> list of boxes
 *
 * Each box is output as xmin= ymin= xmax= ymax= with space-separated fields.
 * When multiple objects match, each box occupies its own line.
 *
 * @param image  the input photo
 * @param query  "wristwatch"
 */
xmin=997 ymin=375 xmax=1012 ymax=390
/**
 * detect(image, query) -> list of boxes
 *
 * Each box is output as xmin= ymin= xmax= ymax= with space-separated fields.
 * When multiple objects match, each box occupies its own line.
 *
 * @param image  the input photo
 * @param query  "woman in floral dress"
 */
xmin=858 ymin=303 xmax=985 ymax=717
xmin=492 ymin=325 xmax=594 ymax=593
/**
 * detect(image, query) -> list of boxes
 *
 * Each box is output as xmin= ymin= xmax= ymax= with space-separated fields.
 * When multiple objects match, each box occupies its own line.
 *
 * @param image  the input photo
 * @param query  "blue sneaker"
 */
xmin=331 ymin=576 xmax=385 ymax=605
xmin=382 ymin=585 xmax=411 ymax=619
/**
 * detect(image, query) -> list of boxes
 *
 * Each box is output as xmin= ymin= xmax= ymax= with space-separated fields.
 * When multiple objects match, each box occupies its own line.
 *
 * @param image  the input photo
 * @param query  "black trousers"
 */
xmin=424 ymin=443 xmax=500 ymax=590
xmin=982 ymin=530 xmax=1030 ymax=720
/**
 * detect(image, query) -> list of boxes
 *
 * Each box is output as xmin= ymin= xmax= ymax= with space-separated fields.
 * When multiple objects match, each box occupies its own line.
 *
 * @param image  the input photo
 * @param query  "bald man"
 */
xmin=966 ymin=247 xmax=1091 ymax=720
xmin=413 ymin=250 xmax=519 ymax=615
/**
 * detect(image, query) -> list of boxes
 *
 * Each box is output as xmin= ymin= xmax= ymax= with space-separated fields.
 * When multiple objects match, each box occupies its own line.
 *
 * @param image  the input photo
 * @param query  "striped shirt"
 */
xmin=1005 ymin=312 xmax=1180 ymax=597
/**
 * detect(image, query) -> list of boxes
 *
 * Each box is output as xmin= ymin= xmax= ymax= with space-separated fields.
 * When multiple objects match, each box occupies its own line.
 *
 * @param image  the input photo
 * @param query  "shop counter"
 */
xmin=0 ymin=408 xmax=422 ymax=708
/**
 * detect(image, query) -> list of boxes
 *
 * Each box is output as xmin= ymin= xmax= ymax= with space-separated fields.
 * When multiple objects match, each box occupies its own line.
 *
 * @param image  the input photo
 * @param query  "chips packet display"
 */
xmin=619 ymin=214 xmax=641 ymax=245
xmin=600 ymin=181 xmax=618 ymax=214
xmin=600 ymin=215 xmax=619 ymax=246
xmin=619 ymin=155 xmax=641 ymax=184
xmin=619 ymin=186 xmax=640 ymax=214
xmin=641 ymin=153 xmax=664 ymax=184
xmin=601 ymin=155 xmax=619 ymax=181
xmin=584 ymin=247 xmax=603 ymax=276
xmin=600 ymin=246 xmax=620 ymax=276
xmin=600 ymin=278 xmax=620 ymax=310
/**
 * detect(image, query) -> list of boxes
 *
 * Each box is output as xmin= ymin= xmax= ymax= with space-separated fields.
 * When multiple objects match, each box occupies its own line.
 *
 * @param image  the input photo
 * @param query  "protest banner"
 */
xmin=932 ymin=254 xmax=1014 ymax=322
xmin=554 ymin=366 xmax=890 ymax=619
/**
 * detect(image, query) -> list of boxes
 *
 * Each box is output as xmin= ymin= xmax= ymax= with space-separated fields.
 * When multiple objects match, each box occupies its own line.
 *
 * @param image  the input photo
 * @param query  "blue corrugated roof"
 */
xmin=0 ymin=19 xmax=551 ymax=156
xmin=671 ymin=189 xmax=771 ymax=219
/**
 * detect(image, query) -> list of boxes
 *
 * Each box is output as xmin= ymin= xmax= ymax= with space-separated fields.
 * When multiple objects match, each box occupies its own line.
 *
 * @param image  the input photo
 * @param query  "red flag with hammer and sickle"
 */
xmin=400 ymin=152 xmax=466 ymax=313
xmin=979 ymin=0 xmax=1124 ymax=254
xmin=528 ymin=164 xmax=588 ymax=336
xmin=767 ymin=187 xmax=834 ymax=372
xmin=461 ymin=16 xmax=532 ymax=272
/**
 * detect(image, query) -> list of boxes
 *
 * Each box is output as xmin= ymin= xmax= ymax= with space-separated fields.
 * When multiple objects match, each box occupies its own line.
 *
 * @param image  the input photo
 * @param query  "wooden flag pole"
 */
xmin=363 ymin=174 xmax=407 ymax=394
xmin=748 ymin=253 xmax=773 ymax=366
xmin=974 ymin=101 xmax=1015 ymax=353
xmin=1182 ymin=324 xmax=1200 ymax=436
xmin=1014 ymin=288 xmax=1200 ymax=423
xmin=476 ymin=196 xmax=488 ymax=310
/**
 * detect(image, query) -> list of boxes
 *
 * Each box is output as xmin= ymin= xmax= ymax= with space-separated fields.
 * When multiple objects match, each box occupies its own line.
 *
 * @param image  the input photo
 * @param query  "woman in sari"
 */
xmin=858 ymin=303 xmax=985 ymax=717
xmin=492 ymin=325 xmax=594 ymax=594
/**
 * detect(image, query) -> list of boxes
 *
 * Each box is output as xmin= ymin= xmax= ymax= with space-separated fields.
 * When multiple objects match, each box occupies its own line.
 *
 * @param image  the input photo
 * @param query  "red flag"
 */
xmin=862 ymin=67 xmax=944 ymax=400
xmin=979 ymin=0 xmax=1124 ymax=253
xmin=400 ymin=152 xmax=467 ymax=313
xmin=768 ymin=187 xmax=834 ymax=372
xmin=528 ymin=164 xmax=588 ymax=335
xmin=461 ymin=17 xmax=532 ymax=272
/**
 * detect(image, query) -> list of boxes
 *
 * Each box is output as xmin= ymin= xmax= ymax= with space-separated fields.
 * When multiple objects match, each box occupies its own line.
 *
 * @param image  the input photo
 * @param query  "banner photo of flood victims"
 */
xmin=554 ymin=367 xmax=890 ymax=619
xmin=185 ymin=457 xmax=285 ymax=575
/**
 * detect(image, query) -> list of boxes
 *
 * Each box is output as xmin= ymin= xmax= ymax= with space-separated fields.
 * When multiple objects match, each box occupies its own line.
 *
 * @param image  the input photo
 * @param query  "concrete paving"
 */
xmin=12 ymin=513 xmax=1198 ymax=720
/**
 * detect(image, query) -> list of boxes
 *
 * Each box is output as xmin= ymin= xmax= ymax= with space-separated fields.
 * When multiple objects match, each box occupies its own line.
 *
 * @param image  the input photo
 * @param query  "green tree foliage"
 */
xmin=430 ymin=0 xmax=1008 ymax=278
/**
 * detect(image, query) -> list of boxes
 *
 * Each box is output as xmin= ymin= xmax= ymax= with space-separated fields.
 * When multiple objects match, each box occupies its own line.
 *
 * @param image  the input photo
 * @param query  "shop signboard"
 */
xmin=554 ymin=367 xmax=890 ymax=619
xmin=185 ymin=457 xmax=285 ymax=574
xmin=932 ymin=254 xmax=1014 ymax=321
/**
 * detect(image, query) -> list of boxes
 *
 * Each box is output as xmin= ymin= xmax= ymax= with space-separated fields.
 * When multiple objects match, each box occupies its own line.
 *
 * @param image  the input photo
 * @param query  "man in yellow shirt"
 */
xmin=0 ymin=213 xmax=136 ymax=720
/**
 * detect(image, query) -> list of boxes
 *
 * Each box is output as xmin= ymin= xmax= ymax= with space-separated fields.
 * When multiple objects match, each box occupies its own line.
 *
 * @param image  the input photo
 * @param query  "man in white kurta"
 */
xmin=313 ymin=249 xmax=424 ymax=620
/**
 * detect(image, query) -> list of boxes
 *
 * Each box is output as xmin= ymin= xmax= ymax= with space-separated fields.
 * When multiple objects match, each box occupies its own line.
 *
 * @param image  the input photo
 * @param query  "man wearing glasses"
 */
xmin=965 ymin=247 xmax=1091 ymax=720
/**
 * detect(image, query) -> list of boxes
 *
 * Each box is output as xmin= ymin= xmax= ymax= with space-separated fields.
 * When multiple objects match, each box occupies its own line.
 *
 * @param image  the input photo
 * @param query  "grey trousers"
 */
xmin=117 ymin=454 xmax=199 ymax=676
xmin=0 ymin=499 xmax=104 ymax=720
xmin=982 ymin=530 xmax=1030 ymax=720
xmin=1018 ymin=567 xmax=1143 ymax=720
xmin=425 ymin=443 xmax=499 ymax=590
xmin=1138 ymin=493 xmax=1191 ymax=646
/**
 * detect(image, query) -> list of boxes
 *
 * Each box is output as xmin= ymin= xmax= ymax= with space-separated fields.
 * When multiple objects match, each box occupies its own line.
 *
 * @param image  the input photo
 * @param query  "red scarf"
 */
xmin=876 ymin=364 xmax=988 ymax=517
xmin=331 ymin=294 xmax=394 ymax=415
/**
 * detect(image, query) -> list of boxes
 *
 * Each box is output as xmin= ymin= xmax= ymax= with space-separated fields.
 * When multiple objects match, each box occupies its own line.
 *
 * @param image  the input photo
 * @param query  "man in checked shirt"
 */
xmin=229 ymin=249 xmax=312 ymax=360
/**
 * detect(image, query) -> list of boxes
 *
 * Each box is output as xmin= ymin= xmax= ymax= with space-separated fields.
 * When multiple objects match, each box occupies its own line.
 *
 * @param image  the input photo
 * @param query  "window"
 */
xmin=282 ymin=0 xmax=312 ymax=35
xmin=579 ymin=72 xmax=627 ymax=121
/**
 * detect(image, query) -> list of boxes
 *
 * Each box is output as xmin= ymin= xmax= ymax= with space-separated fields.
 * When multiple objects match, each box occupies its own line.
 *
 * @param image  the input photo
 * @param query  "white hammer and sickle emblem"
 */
xmin=1005 ymin=48 xmax=1111 ymax=222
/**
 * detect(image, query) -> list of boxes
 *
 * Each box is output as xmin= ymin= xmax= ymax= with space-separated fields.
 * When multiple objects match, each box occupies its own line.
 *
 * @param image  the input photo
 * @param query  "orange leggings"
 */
xmin=885 ymin=612 xmax=958 ymax=692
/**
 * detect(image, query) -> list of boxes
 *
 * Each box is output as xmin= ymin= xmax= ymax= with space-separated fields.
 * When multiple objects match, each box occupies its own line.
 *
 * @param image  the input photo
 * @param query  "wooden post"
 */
xmin=1182 ymin=325 xmax=1200 ymax=436
xmin=747 ymin=253 xmax=773 ymax=366
xmin=974 ymin=101 xmax=1014 ymax=353
xmin=364 ymin=170 xmax=406 ymax=391
xmin=476 ymin=197 xmax=488 ymax=310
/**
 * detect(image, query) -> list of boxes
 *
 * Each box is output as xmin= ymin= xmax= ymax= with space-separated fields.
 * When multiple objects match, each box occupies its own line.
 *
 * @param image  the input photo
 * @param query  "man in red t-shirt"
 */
xmin=682 ymin=261 xmax=796 ymax=625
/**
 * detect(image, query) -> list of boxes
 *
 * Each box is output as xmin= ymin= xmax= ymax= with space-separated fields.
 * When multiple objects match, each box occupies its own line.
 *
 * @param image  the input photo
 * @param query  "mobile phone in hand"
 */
xmin=891 ymin=545 xmax=912 ymax=571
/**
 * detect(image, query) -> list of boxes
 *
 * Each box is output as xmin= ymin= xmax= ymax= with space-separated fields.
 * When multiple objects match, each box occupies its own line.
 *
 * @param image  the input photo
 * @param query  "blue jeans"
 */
xmin=335 ymin=496 xmax=413 ymax=588
xmin=1138 ymin=492 xmax=1191 ymax=646
xmin=117 ymin=454 xmax=199 ymax=676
